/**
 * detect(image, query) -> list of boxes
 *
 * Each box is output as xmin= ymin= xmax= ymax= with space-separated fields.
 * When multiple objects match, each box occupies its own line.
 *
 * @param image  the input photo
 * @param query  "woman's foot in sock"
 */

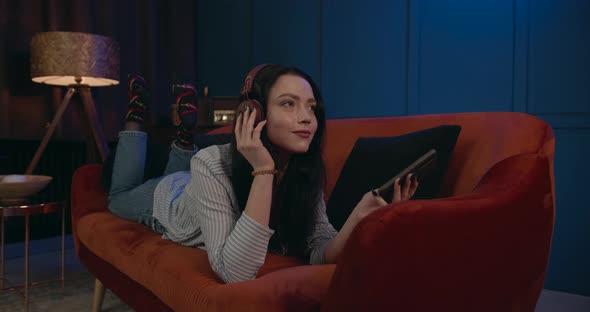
xmin=125 ymin=74 xmax=149 ymax=124
xmin=172 ymin=83 xmax=198 ymax=150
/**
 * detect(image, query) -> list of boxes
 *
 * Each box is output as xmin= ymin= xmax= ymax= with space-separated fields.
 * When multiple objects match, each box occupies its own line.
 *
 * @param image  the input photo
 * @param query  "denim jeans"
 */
xmin=107 ymin=131 xmax=196 ymax=232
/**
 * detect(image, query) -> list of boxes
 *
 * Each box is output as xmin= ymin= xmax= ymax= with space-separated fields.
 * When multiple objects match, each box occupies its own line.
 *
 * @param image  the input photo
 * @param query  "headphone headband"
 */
xmin=240 ymin=63 xmax=271 ymax=99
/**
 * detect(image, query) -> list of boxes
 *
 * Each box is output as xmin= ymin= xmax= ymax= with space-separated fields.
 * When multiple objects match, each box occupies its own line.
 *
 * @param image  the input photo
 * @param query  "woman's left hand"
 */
xmin=352 ymin=191 xmax=388 ymax=222
xmin=326 ymin=175 xmax=419 ymax=264
xmin=353 ymin=174 xmax=419 ymax=222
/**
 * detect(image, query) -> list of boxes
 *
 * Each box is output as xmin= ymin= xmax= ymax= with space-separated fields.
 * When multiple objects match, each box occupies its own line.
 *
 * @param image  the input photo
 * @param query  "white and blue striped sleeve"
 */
xmin=306 ymin=192 xmax=338 ymax=265
xmin=186 ymin=155 xmax=275 ymax=284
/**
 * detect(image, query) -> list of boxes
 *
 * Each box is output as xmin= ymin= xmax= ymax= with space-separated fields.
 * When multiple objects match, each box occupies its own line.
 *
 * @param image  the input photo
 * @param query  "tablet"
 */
xmin=373 ymin=149 xmax=437 ymax=202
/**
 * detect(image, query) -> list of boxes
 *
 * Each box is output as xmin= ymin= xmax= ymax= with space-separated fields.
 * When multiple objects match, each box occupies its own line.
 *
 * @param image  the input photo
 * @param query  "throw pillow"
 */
xmin=326 ymin=125 xmax=462 ymax=231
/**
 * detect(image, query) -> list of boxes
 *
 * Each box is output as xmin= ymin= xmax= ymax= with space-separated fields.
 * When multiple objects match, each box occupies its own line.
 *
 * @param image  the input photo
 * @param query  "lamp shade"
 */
xmin=30 ymin=31 xmax=120 ymax=87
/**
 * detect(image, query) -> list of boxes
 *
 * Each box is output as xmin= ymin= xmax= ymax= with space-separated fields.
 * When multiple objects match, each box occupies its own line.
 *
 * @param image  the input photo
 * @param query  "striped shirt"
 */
xmin=152 ymin=143 xmax=337 ymax=283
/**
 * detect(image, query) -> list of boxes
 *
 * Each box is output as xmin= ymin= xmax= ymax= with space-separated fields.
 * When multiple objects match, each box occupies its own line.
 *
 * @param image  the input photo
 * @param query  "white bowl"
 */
xmin=0 ymin=175 xmax=53 ymax=204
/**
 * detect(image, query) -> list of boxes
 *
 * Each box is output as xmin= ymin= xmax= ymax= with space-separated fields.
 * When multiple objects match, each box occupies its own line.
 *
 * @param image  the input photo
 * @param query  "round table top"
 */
xmin=0 ymin=201 xmax=64 ymax=217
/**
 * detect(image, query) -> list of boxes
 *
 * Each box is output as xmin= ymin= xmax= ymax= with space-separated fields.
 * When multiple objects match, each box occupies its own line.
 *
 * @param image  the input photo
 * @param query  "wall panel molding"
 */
xmin=407 ymin=0 xmax=421 ymax=115
xmin=512 ymin=0 xmax=529 ymax=113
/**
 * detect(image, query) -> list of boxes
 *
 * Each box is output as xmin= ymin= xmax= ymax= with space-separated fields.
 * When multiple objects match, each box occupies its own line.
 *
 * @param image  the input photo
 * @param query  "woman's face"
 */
xmin=265 ymin=74 xmax=318 ymax=155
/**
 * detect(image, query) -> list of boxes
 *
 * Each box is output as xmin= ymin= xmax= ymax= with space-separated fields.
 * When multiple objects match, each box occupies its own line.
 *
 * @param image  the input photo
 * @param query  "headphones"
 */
xmin=236 ymin=64 xmax=271 ymax=125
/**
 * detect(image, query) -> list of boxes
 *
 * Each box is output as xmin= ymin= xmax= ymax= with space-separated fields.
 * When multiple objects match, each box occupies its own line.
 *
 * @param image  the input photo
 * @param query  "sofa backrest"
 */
xmin=321 ymin=112 xmax=554 ymax=199
xmin=208 ymin=112 xmax=554 ymax=200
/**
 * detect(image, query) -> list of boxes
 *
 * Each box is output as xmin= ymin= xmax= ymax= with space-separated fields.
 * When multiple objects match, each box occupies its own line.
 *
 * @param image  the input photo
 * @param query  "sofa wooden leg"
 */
xmin=92 ymin=278 xmax=106 ymax=312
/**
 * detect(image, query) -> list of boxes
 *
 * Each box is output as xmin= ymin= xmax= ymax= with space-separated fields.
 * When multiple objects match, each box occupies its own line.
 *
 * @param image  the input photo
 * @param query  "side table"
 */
xmin=0 ymin=201 xmax=65 ymax=312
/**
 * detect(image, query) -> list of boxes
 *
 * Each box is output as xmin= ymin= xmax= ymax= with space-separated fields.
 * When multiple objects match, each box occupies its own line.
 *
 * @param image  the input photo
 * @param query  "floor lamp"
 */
xmin=26 ymin=31 xmax=120 ymax=175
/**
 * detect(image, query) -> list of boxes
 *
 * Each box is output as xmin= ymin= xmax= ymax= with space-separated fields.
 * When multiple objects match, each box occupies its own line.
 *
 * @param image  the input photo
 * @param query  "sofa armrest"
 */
xmin=322 ymin=153 xmax=554 ymax=312
xmin=71 ymin=163 xmax=108 ymax=254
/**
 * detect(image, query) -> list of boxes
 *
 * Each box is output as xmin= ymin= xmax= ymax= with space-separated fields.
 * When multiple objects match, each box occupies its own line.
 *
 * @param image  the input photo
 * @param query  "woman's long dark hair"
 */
xmin=230 ymin=65 xmax=326 ymax=259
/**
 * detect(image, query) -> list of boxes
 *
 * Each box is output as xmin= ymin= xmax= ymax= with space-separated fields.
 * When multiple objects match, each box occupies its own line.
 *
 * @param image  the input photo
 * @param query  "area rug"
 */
xmin=0 ymin=270 xmax=131 ymax=312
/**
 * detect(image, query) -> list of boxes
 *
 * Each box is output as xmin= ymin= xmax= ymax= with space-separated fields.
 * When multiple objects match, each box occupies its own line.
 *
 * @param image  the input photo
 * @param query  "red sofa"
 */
xmin=71 ymin=112 xmax=555 ymax=311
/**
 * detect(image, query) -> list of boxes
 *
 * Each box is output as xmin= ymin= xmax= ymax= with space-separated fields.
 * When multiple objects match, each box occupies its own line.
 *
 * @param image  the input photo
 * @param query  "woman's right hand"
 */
xmin=235 ymin=106 xmax=274 ymax=171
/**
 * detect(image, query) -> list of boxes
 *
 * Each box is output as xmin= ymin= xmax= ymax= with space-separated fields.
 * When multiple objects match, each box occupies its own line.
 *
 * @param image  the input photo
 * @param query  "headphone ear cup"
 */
xmin=236 ymin=100 xmax=264 ymax=125
xmin=250 ymin=100 xmax=264 ymax=123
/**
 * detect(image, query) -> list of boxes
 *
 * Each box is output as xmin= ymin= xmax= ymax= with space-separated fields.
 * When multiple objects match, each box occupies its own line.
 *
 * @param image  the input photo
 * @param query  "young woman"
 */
xmin=106 ymin=65 xmax=419 ymax=284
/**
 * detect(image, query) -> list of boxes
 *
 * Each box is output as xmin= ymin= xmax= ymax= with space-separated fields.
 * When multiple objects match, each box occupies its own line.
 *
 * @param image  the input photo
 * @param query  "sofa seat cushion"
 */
xmin=77 ymin=212 xmax=335 ymax=311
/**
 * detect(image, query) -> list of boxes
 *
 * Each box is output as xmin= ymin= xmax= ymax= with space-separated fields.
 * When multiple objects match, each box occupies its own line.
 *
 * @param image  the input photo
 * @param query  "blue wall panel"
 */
xmin=415 ymin=0 xmax=514 ymax=113
xmin=251 ymin=0 xmax=322 ymax=84
xmin=194 ymin=0 xmax=590 ymax=296
xmin=196 ymin=0 xmax=253 ymax=96
xmin=322 ymin=0 xmax=408 ymax=118
xmin=528 ymin=0 xmax=590 ymax=114
xmin=525 ymin=0 xmax=590 ymax=297
xmin=545 ymin=129 xmax=590 ymax=295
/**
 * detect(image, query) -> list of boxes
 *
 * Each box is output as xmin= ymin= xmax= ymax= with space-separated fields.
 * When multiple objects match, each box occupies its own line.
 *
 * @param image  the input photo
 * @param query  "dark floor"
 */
xmin=1 ymin=235 xmax=131 ymax=312
xmin=1 ymin=235 xmax=589 ymax=312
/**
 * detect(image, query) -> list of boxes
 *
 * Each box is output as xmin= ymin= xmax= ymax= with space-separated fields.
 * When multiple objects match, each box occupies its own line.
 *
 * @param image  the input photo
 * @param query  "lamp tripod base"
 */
xmin=25 ymin=87 xmax=109 ymax=175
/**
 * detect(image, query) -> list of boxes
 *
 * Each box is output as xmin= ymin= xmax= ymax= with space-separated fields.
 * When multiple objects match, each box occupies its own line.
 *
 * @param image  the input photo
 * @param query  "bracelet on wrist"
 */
xmin=251 ymin=169 xmax=278 ymax=176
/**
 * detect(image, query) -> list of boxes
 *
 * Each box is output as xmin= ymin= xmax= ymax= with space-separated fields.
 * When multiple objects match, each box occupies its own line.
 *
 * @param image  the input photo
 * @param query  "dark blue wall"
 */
xmin=197 ymin=0 xmax=590 ymax=296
